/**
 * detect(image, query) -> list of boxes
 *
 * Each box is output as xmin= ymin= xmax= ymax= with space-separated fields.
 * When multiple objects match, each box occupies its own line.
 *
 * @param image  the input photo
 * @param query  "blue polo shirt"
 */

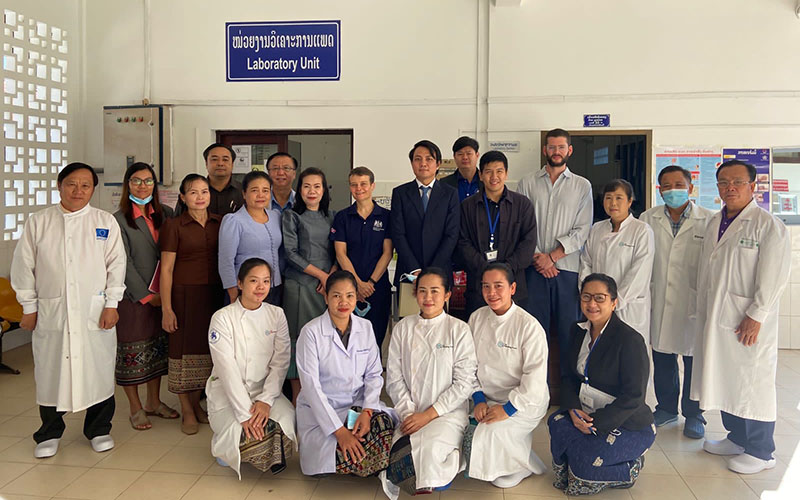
xmin=330 ymin=202 xmax=392 ymax=283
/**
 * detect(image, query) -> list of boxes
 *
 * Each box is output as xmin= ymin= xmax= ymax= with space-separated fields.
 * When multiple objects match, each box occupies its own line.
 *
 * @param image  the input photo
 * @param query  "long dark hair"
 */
xmin=292 ymin=167 xmax=331 ymax=216
xmin=119 ymin=162 xmax=165 ymax=229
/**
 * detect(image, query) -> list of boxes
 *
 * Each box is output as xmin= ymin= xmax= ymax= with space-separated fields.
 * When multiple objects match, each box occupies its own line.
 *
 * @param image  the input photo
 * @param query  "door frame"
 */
xmin=216 ymin=128 xmax=354 ymax=169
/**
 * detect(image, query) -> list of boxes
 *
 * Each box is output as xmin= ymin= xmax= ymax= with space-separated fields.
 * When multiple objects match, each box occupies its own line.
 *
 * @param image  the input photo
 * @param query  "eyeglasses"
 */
xmin=129 ymin=178 xmax=155 ymax=186
xmin=580 ymin=293 xmax=609 ymax=303
xmin=268 ymin=166 xmax=296 ymax=173
xmin=716 ymin=180 xmax=751 ymax=189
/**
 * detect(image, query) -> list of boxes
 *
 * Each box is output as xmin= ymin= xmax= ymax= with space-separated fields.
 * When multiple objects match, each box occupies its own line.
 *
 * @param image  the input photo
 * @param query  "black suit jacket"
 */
xmin=390 ymin=179 xmax=460 ymax=284
xmin=457 ymin=188 xmax=536 ymax=312
xmin=560 ymin=312 xmax=654 ymax=434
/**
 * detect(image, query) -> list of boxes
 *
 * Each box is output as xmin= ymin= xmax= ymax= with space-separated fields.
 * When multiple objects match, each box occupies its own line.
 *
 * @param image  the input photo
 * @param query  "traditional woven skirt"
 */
xmin=239 ymin=419 xmax=293 ymax=474
xmin=334 ymin=409 xmax=394 ymax=477
xmin=547 ymin=411 xmax=655 ymax=496
xmin=168 ymin=284 xmax=223 ymax=393
xmin=115 ymin=298 xmax=168 ymax=386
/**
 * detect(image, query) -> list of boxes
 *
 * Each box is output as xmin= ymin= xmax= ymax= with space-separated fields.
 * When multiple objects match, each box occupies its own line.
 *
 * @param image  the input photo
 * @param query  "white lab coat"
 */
xmin=640 ymin=203 xmax=715 ymax=355
xmin=690 ymin=201 xmax=790 ymax=421
xmin=580 ymin=215 xmax=655 ymax=342
xmin=10 ymin=204 xmax=126 ymax=412
xmin=206 ymin=299 xmax=297 ymax=479
xmin=384 ymin=312 xmax=478 ymax=491
xmin=295 ymin=311 xmax=397 ymax=476
xmin=466 ymin=303 xmax=548 ymax=481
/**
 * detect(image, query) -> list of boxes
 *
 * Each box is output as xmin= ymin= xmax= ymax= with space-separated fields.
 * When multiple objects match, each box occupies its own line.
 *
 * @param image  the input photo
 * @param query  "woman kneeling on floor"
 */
xmin=548 ymin=273 xmax=655 ymax=495
xmin=296 ymin=270 xmax=398 ymax=478
xmin=207 ymin=258 xmax=297 ymax=478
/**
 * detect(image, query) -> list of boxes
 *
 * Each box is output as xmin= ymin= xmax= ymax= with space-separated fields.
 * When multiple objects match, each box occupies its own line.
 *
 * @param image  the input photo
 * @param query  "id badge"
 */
xmin=485 ymin=250 xmax=498 ymax=262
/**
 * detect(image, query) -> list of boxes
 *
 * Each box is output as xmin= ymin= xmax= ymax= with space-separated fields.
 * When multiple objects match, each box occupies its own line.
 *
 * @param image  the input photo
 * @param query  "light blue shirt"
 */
xmin=218 ymin=206 xmax=283 ymax=289
xmin=271 ymin=190 xmax=296 ymax=213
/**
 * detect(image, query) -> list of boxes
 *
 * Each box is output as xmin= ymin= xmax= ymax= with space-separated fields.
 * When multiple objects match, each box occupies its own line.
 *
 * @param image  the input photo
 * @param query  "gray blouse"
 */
xmin=282 ymin=208 xmax=336 ymax=286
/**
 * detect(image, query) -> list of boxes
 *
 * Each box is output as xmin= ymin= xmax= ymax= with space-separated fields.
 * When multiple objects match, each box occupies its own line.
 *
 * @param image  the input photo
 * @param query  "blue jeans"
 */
xmin=524 ymin=268 xmax=580 ymax=376
xmin=721 ymin=412 xmax=775 ymax=460
xmin=652 ymin=350 xmax=702 ymax=418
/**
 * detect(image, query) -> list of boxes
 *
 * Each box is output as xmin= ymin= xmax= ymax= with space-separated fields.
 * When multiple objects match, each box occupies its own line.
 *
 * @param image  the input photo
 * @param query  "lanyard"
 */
xmin=483 ymin=193 xmax=500 ymax=250
xmin=583 ymin=332 xmax=602 ymax=382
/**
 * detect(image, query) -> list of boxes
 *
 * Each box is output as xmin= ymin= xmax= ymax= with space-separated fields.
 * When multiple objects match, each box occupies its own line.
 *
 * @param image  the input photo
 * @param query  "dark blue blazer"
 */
xmin=390 ymin=179 xmax=460 ymax=284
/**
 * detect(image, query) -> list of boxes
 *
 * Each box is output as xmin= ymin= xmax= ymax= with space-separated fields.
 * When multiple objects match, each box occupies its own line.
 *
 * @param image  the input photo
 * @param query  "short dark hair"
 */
xmin=237 ymin=257 xmax=272 ymax=283
xmin=415 ymin=267 xmax=451 ymax=292
xmin=452 ymin=136 xmax=479 ymax=155
xmin=478 ymin=150 xmax=508 ymax=172
xmin=658 ymin=165 xmax=692 ymax=185
xmin=177 ymin=173 xmax=209 ymax=211
xmin=408 ymin=140 xmax=442 ymax=163
xmin=293 ymin=167 xmax=331 ymax=217
xmin=326 ymin=270 xmax=358 ymax=292
xmin=242 ymin=170 xmax=272 ymax=191
xmin=545 ymin=128 xmax=571 ymax=146
xmin=716 ymin=160 xmax=756 ymax=182
xmin=482 ymin=262 xmax=515 ymax=284
xmin=581 ymin=273 xmax=618 ymax=300
xmin=603 ymin=178 xmax=635 ymax=201
xmin=266 ymin=152 xmax=298 ymax=170
xmin=203 ymin=143 xmax=236 ymax=162
xmin=349 ymin=166 xmax=375 ymax=184
xmin=58 ymin=162 xmax=98 ymax=186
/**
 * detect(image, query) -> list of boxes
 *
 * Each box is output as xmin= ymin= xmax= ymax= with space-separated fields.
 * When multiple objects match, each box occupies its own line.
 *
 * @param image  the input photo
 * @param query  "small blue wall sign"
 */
xmin=583 ymin=114 xmax=611 ymax=128
xmin=226 ymin=20 xmax=341 ymax=82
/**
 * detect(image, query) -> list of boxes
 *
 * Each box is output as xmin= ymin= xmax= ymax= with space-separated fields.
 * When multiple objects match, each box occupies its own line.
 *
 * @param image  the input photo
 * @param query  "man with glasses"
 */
xmin=517 ymin=129 xmax=593 ymax=376
xmin=266 ymin=152 xmax=298 ymax=212
xmin=691 ymin=160 xmax=790 ymax=474
xmin=640 ymin=166 xmax=714 ymax=439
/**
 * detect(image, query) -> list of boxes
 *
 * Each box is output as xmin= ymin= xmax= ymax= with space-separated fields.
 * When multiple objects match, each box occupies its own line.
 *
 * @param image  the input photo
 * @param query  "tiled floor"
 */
xmin=1 ymin=345 xmax=800 ymax=499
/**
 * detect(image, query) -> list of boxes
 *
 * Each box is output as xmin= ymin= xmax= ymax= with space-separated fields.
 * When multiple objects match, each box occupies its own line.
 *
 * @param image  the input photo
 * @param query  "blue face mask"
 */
xmin=129 ymin=193 xmax=153 ymax=205
xmin=661 ymin=189 xmax=689 ymax=209
xmin=354 ymin=301 xmax=371 ymax=317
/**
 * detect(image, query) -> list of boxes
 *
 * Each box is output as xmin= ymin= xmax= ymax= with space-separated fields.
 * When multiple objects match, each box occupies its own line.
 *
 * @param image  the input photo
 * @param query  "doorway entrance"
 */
xmin=216 ymin=129 xmax=354 ymax=211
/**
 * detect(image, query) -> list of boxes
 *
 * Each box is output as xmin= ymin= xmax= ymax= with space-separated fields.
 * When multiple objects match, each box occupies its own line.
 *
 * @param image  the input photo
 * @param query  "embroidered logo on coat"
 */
xmin=373 ymin=220 xmax=384 ymax=231
xmin=95 ymin=228 xmax=109 ymax=240
xmin=435 ymin=343 xmax=454 ymax=349
xmin=618 ymin=241 xmax=634 ymax=248
xmin=209 ymin=330 xmax=220 ymax=344
xmin=497 ymin=341 xmax=517 ymax=350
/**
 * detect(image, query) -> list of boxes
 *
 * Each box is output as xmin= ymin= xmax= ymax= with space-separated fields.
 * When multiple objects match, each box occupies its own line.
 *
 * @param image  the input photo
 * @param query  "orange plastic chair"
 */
xmin=0 ymin=277 xmax=22 ymax=374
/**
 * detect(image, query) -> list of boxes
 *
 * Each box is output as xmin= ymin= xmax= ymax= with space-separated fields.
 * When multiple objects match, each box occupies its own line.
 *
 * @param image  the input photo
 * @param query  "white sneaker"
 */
xmin=33 ymin=438 xmax=60 ymax=458
xmin=702 ymin=438 xmax=745 ymax=456
xmin=727 ymin=453 xmax=777 ymax=474
xmin=90 ymin=435 xmax=115 ymax=453
xmin=491 ymin=470 xmax=532 ymax=489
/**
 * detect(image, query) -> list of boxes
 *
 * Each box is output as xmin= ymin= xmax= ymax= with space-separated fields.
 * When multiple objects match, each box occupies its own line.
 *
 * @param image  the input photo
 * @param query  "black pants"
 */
xmin=652 ymin=350 xmax=702 ymax=419
xmin=33 ymin=396 xmax=115 ymax=444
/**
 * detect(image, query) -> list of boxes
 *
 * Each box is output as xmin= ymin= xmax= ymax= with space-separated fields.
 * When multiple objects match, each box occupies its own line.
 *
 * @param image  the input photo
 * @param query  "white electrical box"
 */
xmin=103 ymin=105 xmax=173 ymax=186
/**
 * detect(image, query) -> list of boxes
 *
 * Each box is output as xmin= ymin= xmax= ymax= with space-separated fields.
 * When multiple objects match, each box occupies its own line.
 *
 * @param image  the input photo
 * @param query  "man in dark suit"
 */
xmin=457 ymin=150 xmax=537 ymax=314
xmin=440 ymin=136 xmax=483 ymax=202
xmin=390 ymin=140 xmax=460 ymax=284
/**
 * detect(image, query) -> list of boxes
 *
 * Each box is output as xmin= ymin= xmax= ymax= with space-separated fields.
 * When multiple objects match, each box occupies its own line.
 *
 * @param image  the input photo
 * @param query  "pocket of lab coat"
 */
xmin=719 ymin=292 xmax=752 ymax=330
xmin=87 ymin=295 xmax=106 ymax=330
xmin=35 ymin=296 xmax=64 ymax=331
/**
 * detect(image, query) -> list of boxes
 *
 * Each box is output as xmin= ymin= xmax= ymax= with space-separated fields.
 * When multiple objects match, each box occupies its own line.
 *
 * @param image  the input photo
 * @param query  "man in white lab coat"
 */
xmin=640 ymin=166 xmax=714 ymax=439
xmin=691 ymin=160 xmax=790 ymax=474
xmin=11 ymin=163 xmax=126 ymax=459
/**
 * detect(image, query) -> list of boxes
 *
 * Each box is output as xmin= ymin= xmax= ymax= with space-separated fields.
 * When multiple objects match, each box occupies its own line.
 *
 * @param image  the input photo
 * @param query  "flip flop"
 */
xmin=144 ymin=403 xmax=180 ymax=419
xmin=130 ymin=409 xmax=152 ymax=431
xmin=196 ymin=408 xmax=209 ymax=424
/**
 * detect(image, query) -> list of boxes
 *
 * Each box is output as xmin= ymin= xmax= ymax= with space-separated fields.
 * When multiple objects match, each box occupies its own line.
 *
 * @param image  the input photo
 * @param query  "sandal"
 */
xmin=130 ymin=409 xmax=152 ymax=431
xmin=181 ymin=417 xmax=199 ymax=435
xmin=196 ymin=408 xmax=209 ymax=424
xmin=144 ymin=402 xmax=180 ymax=419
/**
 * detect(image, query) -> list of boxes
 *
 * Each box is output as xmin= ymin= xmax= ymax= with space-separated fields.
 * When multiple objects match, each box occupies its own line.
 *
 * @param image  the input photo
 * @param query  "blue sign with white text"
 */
xmin=226 ymin=21 xmax=340 ymax=82
xmin=583 ymin=114 xmax=611 ymax=127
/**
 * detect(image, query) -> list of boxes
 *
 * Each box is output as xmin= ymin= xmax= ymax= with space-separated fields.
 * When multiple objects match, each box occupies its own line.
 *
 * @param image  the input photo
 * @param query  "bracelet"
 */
xmin=368 ymin=278 xmax=377 ymax=285
xmin=548 ymin=253 xmax=556 ymax=264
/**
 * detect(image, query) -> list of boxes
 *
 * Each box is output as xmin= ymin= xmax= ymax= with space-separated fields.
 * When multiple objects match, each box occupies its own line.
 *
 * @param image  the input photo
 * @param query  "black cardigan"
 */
xmin=560 ymin=312 xmax=654 ymax=434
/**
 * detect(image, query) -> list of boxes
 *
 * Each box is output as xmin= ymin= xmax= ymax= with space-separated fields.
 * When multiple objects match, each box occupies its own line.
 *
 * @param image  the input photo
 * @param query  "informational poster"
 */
xmin=654 ymin=146 xmax=722 ymax=210
xmin=157 ymin=188 xmax=180 ymax=210
xmin=722 ymin=148 xmax=771 ymax=211
xmin=232 ymin=145 xmax=252 ymax=174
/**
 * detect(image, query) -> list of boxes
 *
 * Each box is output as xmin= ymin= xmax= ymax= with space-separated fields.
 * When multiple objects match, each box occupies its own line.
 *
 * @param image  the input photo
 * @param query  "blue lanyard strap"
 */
xmin=583 ymin=333 xmax=601 ymax=382
xmin=483 ymin=192 xmax=500 ymax=250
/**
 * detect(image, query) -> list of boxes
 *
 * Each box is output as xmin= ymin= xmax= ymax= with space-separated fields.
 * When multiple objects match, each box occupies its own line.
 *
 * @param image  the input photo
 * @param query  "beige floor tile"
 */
xmin=245 ymin=478 xmax=318 ymax=500
xmin=449 ymin=473 xmax=497 ymax=492
xmin=0 ymin=435 xmax=24 ymax=453
xmin=567 ymin=486 xmax=632 ymax=499
xmin=638 ymin=449 xmax=678 ymax=476
xmin=94 ymin=442 xmax=172 ymax=471
xmin=504 ymin=473 xmax=565 ymax=497
xmin=204 ymin=459 xmax=264 ymax=480
xmin=47 ymin=440 xmax=109 ymax=467
xmin=55 ymin=467 xmax=142 ymax=500
xmin=664 ymin=450 xmax=739 ymax=478
xmin=683 ymin=475 xmax=758 ymax=500
xmin=268 ymin=455 xmax=317 ymax=482
xmin=506 ymin=495 xmax=567 ymax=500
xmin=125 ymin=420 xmax=187 ymax=446
xmin=0 ymin=495 xmax=51 ymax=500
xmin=183 ymin=474 xmax=258 ymax=500
xmin=774 ymin=434 xmax=800 ymax=460
xmin=175 ymin=422 xmax=214 ymax=447
xmin=0 ymin=461 xmax=35 ymax=489
xmin=655 ymin=426 xmax=726 ymax=452
xmin=0 ymin=437 xmax=76 ymax=464
xmin=628 ymin=474 xmax=694 ymax=500
xmin=0 ymin=464 xmax=89 ymax=497
xmin=148 ymin=445 xmax=215 ymax=474
xmin=743 ymin=478 xmax=781 ymax=497
xmin=309 ymin=478 xmax=378 ymax=500
xmin=115 ymin=471 xmax=200 ymax=500
xmin=532 ymin=422 xmax=550 ymax=443
xmin=440 ymin=490 xmax=503 ymax=500
xmin=0 ymin=416 xmax=43 ymax=438
xmin=0 ymin=397 xmax=36 ymax=417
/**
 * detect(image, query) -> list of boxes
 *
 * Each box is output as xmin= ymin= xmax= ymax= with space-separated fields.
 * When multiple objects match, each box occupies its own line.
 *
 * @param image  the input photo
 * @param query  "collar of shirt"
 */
xmin=207 ymin=177 xmax=241 ymax=194
xmin=415 ymin=178 xmax=435 ymax=190
xmin=663 ymin=202 xmax=691 ymax=235
xmin=482 ymin=186 xmax=509 ymax=205
xmin=577 ymin=316 xmax=611 ymax=336
xmin=132 ymin=203 xmax=155 ymax=220
xmin=179 ymin=210 xmax=220 ymax=226
xmin=271 ymin=189 xmax=296 ymax=211
xmin=609 ymin=213 xmax=634 ymax=230
xmin=457 ymin=170 xmax=479 ymax=184
xmin=330 ymin=316 xmax=352 ymax=347
xmin=536 ymin=165 xmax=574 ymax=180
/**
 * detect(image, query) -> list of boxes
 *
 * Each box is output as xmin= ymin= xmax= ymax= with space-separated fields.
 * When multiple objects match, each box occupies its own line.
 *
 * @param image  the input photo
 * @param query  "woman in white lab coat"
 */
xmin=381 ymin=267 xmax=478 ymax=498
xmin=295 ymin=270 xmax=397 ymax=478
xmin=579 ymin=179 xmax=655 ymax=341
xmin=206 ymin=258 xmax=297 ymax=478
xmin=464 ymin=263 xmax=549 ymax=489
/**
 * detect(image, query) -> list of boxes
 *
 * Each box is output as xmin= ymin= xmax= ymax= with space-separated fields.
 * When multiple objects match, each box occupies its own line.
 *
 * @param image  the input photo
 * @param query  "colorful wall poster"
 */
xmin=722 ymin=148 xmax=771 ymax=211
xmin=654 ymin=146 xmax=722 ymax=211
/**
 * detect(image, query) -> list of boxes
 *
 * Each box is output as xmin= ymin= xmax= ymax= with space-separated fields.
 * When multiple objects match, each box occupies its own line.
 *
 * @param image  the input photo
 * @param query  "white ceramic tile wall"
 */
xmin=779 ymin=225 xmax=800 ymax=349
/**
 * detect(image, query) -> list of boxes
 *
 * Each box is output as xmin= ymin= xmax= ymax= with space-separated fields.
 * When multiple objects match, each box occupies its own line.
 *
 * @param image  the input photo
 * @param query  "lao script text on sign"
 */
xmin=226 ymin=20 xmax=341 ymax=82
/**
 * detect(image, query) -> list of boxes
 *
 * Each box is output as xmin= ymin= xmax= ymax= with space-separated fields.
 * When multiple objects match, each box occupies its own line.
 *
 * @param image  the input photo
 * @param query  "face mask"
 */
xmin=354 ymin=301 xmax=371 ymax=317
xmin=400 ymin=273 xmax=418 ymax=283
xmin=129 ymin=194 xmax=153 ymax=205
xmin=661 ymin=189 xmax=689 ymax=209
